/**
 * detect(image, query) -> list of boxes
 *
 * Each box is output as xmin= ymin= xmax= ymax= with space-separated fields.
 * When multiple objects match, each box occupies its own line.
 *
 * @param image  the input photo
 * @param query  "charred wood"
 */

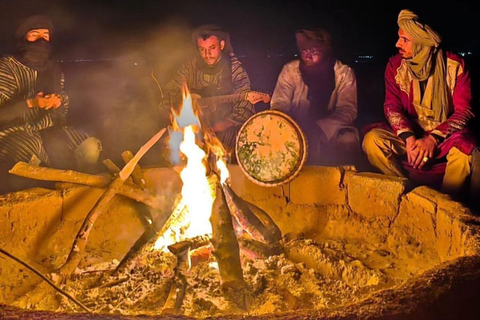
xmin=221 ymin=183 xmax=281 ymax=245
xmin=210 ymin=184 xmax=245 ymax=290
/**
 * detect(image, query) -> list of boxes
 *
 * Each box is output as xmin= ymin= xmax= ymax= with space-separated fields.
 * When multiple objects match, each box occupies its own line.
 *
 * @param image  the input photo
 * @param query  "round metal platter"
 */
xmin=235 ymin=110 xmax=307 ymax=187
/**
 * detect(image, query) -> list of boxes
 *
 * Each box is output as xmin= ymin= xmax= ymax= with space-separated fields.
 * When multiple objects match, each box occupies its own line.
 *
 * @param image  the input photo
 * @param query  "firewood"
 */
xmin=210 ymin=183 xmax=245 ymax=290
xmin=9 ymin=162 xmax=112 ymax=187
xmin=12 ymin=127 xmax=167 ymax=308
xmin=121 ymin=150 xmax=148 ymax=190
xmin=102 ymin=159 xmax=121 ymax=174
xmin=162 ymin=250 xmax=188 ymax=314
xmin=167 ymin=234 xmax=211 ymax=255
xmin=221 ymin=183 xmax=281 ymax=245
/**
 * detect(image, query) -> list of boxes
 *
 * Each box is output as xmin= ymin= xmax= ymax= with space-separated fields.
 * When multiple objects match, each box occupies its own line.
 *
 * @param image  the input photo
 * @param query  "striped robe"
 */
xmin=165 ymin=54 xmax=254 ymax=155
xmin=0 ymin=56 xmax=90 ymax=169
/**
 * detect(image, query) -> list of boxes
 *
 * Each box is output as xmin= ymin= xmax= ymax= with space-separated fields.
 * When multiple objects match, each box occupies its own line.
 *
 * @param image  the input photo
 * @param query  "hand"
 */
xmin=27 ymin=92 xmax=62 ymax=110
xmin=211 ymin=119 xmax=235 ymax=132
xmin=410 ymin=135 xmax=437 ymax=169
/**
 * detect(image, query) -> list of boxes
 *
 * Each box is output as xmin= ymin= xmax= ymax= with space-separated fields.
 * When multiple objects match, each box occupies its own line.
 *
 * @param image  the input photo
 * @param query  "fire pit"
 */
xmin=1 ymin=164 xmax=480 ymax=319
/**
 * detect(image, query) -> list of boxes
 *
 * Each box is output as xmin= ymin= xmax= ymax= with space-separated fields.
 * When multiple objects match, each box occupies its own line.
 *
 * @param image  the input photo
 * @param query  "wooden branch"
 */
xmin=13 ymin=127 xmax=168 ymax=308
xmin=0 ymin=247 xmax=90 ymax=312
xmin=9 ymin=162 xmax=111 ymax=187
xmin=221 ymin=183 xmax=281 ymax=245
xmin=102 ymin=159 xmax=121 ymax=174
xmin=122 ymin=150 xmax=147 ymax=190
xmin=162 ymin=250 xmax=188 ymax=314
xmin=167 ymin=234 xmax=211 ymax=255
xmin=210 ymin=183 xmax=245 ymax=290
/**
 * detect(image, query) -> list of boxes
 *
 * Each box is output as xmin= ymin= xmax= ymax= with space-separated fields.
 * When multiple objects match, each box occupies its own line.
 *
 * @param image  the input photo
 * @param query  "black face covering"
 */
xmin=17 ymin=39 xmax=52 ymax=71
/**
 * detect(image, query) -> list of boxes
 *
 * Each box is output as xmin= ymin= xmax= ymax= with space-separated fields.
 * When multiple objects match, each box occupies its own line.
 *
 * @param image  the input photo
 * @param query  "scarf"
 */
xmin=398 ymin=9 xmax=448 ymax=122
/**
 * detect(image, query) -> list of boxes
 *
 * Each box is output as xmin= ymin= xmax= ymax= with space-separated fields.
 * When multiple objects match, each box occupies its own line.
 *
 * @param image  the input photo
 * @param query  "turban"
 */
xmin=295 ymin=28 xmax=332 ymax=52
xmin=397 ymin=9 xmax=448 ymax=123
xmin=15 ymin=15 xmax=53 ymax=40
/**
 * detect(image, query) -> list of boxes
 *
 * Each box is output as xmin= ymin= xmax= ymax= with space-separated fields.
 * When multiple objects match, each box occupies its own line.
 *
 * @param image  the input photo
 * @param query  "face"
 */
xmin=197 ymin=36 xmax=225 ymax=66
xmin=300 ymin=47 xmax=324 ymax=66
xmin=396 ymin=28 xmax=413 ymax=59
xmin=26 ymin=29 xmax=50 ymax=42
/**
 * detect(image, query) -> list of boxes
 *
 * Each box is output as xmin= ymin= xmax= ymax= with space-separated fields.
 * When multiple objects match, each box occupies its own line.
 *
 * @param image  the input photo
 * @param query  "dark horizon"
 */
xmin=1 ymin=0 xmax=479 ymax=61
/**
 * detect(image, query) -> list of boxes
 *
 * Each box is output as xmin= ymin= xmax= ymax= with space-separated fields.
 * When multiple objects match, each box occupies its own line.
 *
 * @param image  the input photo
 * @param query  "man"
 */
xmin=164 ymin=24 xmax=254 ymax=159
xmin=270 ymin=28 xmax=359 ymax=165
xmin=362 ymin=9 xmax=477 ymax=198
xmin=0 ymin=15 xmax=102 ymax=192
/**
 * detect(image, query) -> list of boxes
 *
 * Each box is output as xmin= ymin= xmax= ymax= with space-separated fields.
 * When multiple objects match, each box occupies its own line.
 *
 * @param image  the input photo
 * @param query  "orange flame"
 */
xmin=155 ymin=87 xmax=216 ymax=251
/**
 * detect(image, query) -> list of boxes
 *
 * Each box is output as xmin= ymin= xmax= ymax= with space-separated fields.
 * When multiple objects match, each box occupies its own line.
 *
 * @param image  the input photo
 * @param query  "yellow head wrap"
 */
xmin=397 ymin=9 xmax=448 ymax=122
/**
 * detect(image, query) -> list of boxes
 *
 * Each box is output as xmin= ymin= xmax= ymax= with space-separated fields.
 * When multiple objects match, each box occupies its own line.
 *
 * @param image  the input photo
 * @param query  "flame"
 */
xmin=155 ymin=87 xmax=215 ymax=251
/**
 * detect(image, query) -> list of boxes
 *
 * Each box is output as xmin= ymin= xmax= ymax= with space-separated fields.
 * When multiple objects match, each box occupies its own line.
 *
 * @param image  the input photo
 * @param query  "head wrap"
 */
xmin=15 ymin=15 xmax=54 ymax=40
xmin=397 ymin=9 xmax=448 ymax=122
xmin=295 ymin=28 xmax=332 ymax=52
xmin=191 ymin=24 xmax=234 ymax=55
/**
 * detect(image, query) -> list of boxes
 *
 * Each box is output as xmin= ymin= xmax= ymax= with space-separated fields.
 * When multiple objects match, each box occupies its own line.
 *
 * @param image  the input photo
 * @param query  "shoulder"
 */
xmin=230 ymin=54 xmax=246 ymax=70
xmin=283 ymin=59 xmax=300 ymax=70
xmin=387 ymin=54 xmax=403 ymax=68
xmin=334 ymin=60 xmax=354 ymax=75
xmin=445 ymin=51 xmax=467 ymax=77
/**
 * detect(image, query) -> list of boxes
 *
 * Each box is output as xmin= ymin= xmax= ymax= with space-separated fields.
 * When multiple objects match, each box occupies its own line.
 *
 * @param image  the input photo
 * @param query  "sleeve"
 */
xmin=384 ymin=59 xmax=414 ymax=136
xmin=315 ymin=66 xmax=358 ymax=141
xmin=227 ymin=60 xmax=254 ymax=125
xmin=0 ymin=62 xmax=26 ymax=125
xmin=270 ymin=64 xmax=294 ymax=113
xmin=430 ymin=58 xmax=474 ymax=137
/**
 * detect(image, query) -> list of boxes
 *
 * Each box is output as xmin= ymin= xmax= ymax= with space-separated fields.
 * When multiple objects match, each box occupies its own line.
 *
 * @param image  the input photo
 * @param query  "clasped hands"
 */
xmin=27 ymin=92 xmax=62 ymax=110
xmin=406 ymin=135 xmax=437 ymax=169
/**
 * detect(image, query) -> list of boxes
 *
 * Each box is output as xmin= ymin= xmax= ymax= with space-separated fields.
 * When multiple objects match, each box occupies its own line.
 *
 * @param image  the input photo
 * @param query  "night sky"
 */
xmin=0 ymin=0 xmax=478 ymax=61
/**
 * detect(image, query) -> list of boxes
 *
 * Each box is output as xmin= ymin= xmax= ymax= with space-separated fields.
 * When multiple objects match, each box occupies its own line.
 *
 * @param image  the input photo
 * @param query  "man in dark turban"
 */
xmin=362 ymin=9 xmax=478 ymax=199
xmin=0 ymin=15 xmax=102 ymax=193
xmin=271 ymin=28 xmax=359 ymax=165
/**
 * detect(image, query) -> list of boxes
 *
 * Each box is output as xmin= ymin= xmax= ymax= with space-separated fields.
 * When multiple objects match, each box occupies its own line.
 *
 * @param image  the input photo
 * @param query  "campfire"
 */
xmin=2 ymin=88 xmax=480 ymax=319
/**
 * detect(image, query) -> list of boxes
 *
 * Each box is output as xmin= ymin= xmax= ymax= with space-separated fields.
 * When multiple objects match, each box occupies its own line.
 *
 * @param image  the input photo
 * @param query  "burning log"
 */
xmin=210 ymin=183 xmax=245 ymax=290
xmin=237 ymin=237 xmax=283 ymax=259
xmin=9 ymin=162 xmax=112 ymax=187
xmin=112 ymin=196 xmax=187 ymax=274
xmin=221 ymin=183 xmax=282 ymax=246
xmin=167 ymin=234 xmax=211 ymax=255
xmin=162 ymin=249 xmax=188 ymax=314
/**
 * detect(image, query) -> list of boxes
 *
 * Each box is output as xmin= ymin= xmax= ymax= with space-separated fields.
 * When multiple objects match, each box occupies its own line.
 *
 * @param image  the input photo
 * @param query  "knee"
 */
xmin=75 ymin=137 xmax=102 ymax=165
xmin=361 ymin=130 xmax=382 ymax=154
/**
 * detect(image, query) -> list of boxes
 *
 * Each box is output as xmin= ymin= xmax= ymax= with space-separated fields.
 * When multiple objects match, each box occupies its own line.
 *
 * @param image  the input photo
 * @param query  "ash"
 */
xmin=58 ymin=238 xmax=401 ymax=318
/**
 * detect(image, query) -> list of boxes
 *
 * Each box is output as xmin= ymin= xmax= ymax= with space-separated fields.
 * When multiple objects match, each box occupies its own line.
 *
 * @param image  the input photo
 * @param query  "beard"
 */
xmin=16 ymin=39 xmax=52 ymax=70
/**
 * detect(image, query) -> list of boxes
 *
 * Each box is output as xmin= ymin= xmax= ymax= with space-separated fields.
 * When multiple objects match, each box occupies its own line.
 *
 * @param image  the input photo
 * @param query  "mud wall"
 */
xmin=0 ymin=165 xmax=479 ymax=305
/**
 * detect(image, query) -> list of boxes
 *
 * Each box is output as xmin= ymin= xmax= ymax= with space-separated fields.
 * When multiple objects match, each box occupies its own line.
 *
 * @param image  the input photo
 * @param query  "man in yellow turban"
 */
xmin=362 ymin=9 xmax=478 ymax=200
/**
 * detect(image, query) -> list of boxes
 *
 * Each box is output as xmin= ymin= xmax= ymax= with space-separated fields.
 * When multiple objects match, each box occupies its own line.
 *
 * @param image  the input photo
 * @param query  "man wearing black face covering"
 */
xmin=0 ymin=15 xmax=102 ymax=193
xmin=271 ymin=28 xmax=359 ymax=166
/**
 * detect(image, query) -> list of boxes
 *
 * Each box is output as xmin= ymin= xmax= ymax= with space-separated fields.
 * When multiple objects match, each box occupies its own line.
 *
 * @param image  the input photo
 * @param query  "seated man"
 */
xmin=0 ymin=15 xmax=102 ymax=193
xmin=362 ymin=9 xmax=477 ymax=199
xmin=270 ymin=28 xmax=359 ymax=165
xmin=163 ymin=24 xmax=255 ymax=160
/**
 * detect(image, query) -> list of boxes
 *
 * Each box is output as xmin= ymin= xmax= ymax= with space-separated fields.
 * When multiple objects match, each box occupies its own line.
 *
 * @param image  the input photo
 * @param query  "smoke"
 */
xmin=62 ymin=19 xmax=196 ymax=169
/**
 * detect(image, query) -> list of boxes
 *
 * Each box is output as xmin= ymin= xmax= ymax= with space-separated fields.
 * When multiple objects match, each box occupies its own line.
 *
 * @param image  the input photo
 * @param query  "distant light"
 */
xmin=134 ymin=62 xmax=138 ymax=66
xmin=460 ymin=52 xmax=465 ymax=56
xmin=355 ymin=60 xmax=358 ymax=63
xmin=294 ymin=54 xmax=298 ymax=57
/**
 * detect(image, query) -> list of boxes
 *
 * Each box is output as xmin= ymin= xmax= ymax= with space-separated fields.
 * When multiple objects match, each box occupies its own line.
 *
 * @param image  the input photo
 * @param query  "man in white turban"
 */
xmin=362 ymin=9 xmax=478 ymax=200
